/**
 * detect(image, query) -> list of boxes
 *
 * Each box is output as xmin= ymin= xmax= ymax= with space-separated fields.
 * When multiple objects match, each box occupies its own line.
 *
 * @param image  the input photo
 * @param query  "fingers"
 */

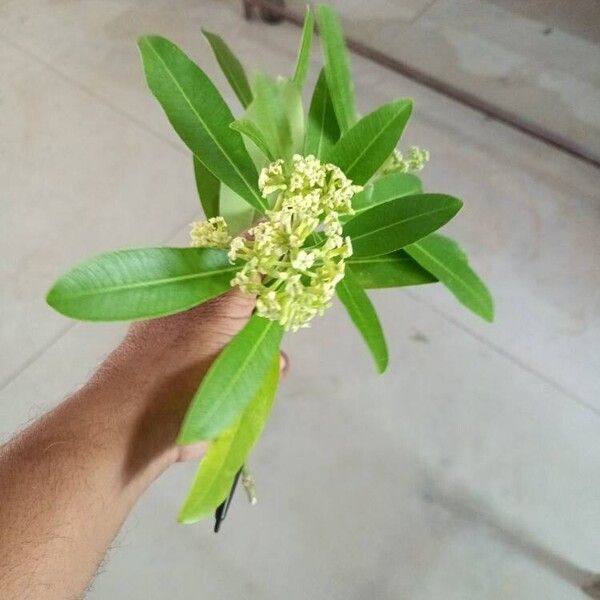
xmin=175 ymin=441 xmax=208 ymax=463
xmin=280 ymin=351 xmax=289 ymax=378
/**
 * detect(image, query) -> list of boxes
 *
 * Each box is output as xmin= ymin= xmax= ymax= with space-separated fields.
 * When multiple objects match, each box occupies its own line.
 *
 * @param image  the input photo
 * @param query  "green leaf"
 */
xmin=303 ymin=69 xmax=340 ymax=158
xmin=46 ymin=248 xmax=238 ymax=321
xmin=193 ymin=156 xmax=220 ymax=218
xmin=202 ymin=29 xmax=253 ymax=109
xmin=350 ymin=172 xmax=423 ymax=218
xmin=178 ymin=314 xmax=283 ymax=443
xmin=325 ymin=99 xmax=413 ymax=185
xmin=337 ymin=266 xmax=388 ymax=373
xmin=138 ymin=35 xmax=265 ymax=213
xmin=315 ymin=4 xmax=356 ymax=133
xmin=246 ymin=72 xmax=304 ymax=161
xmin=178 ymin=355 xmax=280 ymax=524
xmin=279 ymin=79 xmax=305 ymax=157
xmin=344 ymin=193 xmax=462 ymax=257
xmin=220 ymin=183 xmax=255 ymax=235
xmin=230 ymin=118 xmax=275 ymax=161
xmin=348 ymin=251 xmax=437 ymax=288
xmin=326 ymin=100 xmax=412 ymax=185
xmin=292 ymin=7 xmax=314 ymax=89
xmin=405 ymin=234 xmax=494 ymax=322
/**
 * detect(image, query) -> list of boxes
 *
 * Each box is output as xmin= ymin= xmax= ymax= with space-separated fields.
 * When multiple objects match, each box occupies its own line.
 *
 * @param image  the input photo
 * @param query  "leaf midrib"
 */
xmin=315 ymin=86 xmax=330 ymax=158
xmin=214 ymin=50 xmax=250 ymax=108
xmin=181 ymin=361 xmax=276 ymax=518
xmin=142 ymin=38 xmax=265 ymax=211
xmin=339 ymin=103 xmax=408 ymax=178
xmin=340 ymin=278 xmax=367 ymax=330
xmin=352 ymin=186 xmax=421 ymax=216
xmin=190 ymin=319 xmax=277 ymax=435
xmin=293 ymin=10 xmax=313 ymax=86
xmin=219 ymin=58 xmax=248 ymax=108
xmin=339 ymin=275 xmax=385 ymax=366
xmin=409 ymin=242 xmax=489 ymax=314
xmin=60 ymin=266 xmax=238 ymax=300
xmin=348 ymin=205 xmax=455 ymax=243
xmin=324 ymin=51 xmax=351 ymax=131
xmin=348 ymin=256 xmax=412 ymax=265
xmin=189 ymin=417 xmax=245 ymax=512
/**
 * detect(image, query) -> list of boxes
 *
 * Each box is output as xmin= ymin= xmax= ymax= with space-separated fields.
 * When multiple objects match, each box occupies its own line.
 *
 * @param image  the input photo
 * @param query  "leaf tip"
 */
xmin=45 ymin=281 xmax=66 ymax=315
xmin=137 ymin=34 xmax=160 ymax=49
xmin=45 ymin=284 xmax=56 ymax=306
xmin=449 ymin=194 xmax=464 ymax=214
xmin=388 ymin=98 xmax=413 ymax=121
xmin=377 ymin=358 xmax=389 ymax=374
xmin=176 ymin=431 xmax=192 ymax=446
xmin=482 ymin=298 xmax=495 ymax=323
xmin=476 ymin=278 xmax=494 ymax=322
xmin=176 ymin=508 xmax=198 ymax=525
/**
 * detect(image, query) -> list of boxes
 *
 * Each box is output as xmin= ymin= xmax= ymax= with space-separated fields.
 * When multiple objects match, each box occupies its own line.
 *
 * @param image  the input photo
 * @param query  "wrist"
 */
xmin=84 ymin=291 xmax=256 ymax=480
xmin=85 ymin=344 xmax=200 ymax=481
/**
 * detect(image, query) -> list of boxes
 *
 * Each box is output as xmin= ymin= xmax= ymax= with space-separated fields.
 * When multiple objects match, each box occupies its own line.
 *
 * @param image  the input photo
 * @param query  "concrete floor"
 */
xmin=287 ymin=0 xmax=600 ymax=162
xmin=1 ymin=0 xmax=599 ymax=598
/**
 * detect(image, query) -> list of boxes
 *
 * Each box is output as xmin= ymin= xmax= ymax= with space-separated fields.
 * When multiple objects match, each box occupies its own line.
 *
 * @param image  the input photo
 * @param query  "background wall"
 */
xmin=0 ymin=1 xmax=599 ymax=598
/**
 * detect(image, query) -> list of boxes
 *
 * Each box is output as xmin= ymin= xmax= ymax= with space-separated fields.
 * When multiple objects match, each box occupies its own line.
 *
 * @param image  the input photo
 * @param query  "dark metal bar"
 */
xmin=213 ymin=467 xmax=243 ymax=533
xmin=243 ymin=0 xmax=600 ymax=170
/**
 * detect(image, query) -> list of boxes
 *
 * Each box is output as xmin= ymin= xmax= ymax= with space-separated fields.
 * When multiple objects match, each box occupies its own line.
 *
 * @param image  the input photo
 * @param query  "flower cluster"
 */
xmin=381 ymin=146 xmax=430 ymax=175
xmin=190 ymin=155 xmax=361 ymax=331
xmin=230 ymin=154 xmax=361 ymax=331
xmin=190 ymin=216 xmax=231 ymax=249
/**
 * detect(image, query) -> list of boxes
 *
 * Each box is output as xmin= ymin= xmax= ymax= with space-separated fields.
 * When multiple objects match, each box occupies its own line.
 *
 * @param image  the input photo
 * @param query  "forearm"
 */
xmin=0 ymin=291 xmax=254 ymax=599
xmin=0 ymin=349 xmax=180 ymax=600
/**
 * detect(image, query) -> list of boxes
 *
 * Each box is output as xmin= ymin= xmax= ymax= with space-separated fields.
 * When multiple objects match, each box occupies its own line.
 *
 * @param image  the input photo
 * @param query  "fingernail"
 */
xmin=280 ymin=351 xmax=289 ymax=376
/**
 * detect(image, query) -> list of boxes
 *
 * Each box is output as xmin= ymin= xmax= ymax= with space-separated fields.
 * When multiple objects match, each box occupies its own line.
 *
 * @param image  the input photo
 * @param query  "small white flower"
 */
xmin=381 ymin=146 xmax=430 ymax=175
xmin=291 ymin=249 xmax=316 ymax=271
xmin=230 ymin=154 xmax=361 ymax=331
xmin=190 ymin=217 xmax=231 ymax=249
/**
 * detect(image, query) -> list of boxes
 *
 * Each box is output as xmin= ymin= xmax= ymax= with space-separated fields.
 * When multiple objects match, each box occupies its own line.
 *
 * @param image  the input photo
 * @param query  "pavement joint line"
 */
xmin=0 ymin=210 xmax=199 ymax=394
xmin=403 ymin=288 xmax=600 ymax=420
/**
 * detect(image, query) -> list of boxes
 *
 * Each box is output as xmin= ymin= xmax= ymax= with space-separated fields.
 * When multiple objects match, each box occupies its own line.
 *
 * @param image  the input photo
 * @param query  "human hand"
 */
xmin=0 ymin=290 xmax=292 ymax=600
xmin=97 ymin=288 xmax=287 ymax=476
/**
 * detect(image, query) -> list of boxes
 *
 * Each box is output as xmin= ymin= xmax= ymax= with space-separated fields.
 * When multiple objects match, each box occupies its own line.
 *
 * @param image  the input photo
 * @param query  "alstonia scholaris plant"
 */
xmin=46 ymin=5 xmax=493 ymax=525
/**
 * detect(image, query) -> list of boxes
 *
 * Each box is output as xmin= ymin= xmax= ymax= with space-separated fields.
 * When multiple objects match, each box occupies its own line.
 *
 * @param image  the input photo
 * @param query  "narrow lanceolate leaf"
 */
xmin=178 ymin=355 xmax=280 ymax=524
xmin=315 ymin=4 xmax=356 ymax=133
xmin=337 ymin=266 xmax=388 ymax=373
xmin=138 ymin=36 xmax=266 ymax=212
xmin=193 ymin=156 xmax=220 ymax=218
xmin=344 ymin=193 xmax=462 ymax=257
xmin=350 ymin=172 xmax=423 ymax=218
xmin=245 ymin=72 xmax=304 ymax=161
xmin=230 ymin=118 xmax=275 ymax=161
xmin=303 ymin=69 xmax=340 ymax=158
xmin=292 ymin=7 xmax=314 ymax=89
xmin=325 ymin=99 xmax=413 ymax=185
xmin=348 ymin=251 xmax=437 ymax=288
xmin=202 ymin=29 xmax=253 ymax=108
xmin=178 ymin=314 xmax=283 ymax=443
xmin=46 ymin=248 xmax=238 ymax=321
xmin=406 ymin=234 xmax=494 ymax=322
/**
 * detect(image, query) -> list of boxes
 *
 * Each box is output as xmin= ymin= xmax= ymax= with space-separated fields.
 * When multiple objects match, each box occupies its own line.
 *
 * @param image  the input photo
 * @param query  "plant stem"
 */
xmin=241 ymin=464 xmax=258 ymax=505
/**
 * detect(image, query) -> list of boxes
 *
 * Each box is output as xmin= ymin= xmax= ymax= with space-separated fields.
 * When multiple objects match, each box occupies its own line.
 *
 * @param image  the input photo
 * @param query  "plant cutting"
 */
xmin=46 ymin=5 xmax=493 ymax=526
